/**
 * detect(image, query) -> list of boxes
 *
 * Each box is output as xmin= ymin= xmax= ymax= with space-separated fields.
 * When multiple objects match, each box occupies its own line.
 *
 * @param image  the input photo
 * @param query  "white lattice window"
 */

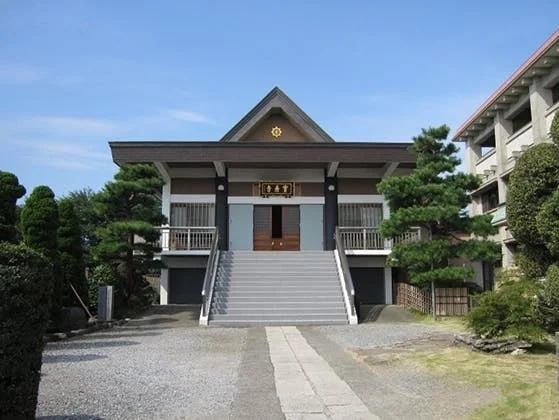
xmin=338 ymin=203 xmax=383 ymax=227
xmin=170 ymin=203 xmax=215 ymax=226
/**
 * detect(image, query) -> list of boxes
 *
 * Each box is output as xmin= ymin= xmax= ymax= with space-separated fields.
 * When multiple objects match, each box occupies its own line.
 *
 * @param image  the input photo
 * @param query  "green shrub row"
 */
xmin=0 ymin=243 xmax=52 ymax=419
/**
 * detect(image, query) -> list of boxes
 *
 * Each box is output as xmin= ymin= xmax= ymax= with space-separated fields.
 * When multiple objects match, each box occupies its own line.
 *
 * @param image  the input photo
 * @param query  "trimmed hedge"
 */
xmin=0 ymin=243 xmax=53 ymax=419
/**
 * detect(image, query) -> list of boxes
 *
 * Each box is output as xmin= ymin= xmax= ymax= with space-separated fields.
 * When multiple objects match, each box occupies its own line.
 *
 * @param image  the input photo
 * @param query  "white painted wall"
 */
xmin=170 ymin=194 xmax=216 ymax=203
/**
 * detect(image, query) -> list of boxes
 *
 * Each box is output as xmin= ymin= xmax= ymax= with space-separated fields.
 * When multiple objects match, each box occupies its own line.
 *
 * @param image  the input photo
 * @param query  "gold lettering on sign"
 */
xmin=260 ymin=181 xmax=294 ymax=197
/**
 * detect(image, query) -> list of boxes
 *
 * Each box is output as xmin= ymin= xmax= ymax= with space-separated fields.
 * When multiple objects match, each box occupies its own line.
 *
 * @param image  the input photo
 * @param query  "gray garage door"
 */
xmin=169 ymin=268 xmax=206 ymax=304
xmin=349 ymin=268 xmax=385 ymax=304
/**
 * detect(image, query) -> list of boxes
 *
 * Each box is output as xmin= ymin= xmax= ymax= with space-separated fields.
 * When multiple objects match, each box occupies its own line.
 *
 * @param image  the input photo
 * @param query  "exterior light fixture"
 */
xmin=217 ymin=184 xmax=225 ymax=191
xmin=328 ymin=184 xmax=335 ymax=192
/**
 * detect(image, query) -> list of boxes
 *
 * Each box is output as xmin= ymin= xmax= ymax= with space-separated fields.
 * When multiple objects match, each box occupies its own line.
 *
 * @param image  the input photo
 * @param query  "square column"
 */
xmin=384 ymin=267 xmax=393 ymax=304
xmin=215 ymin=176 xmax=228 ymax=250
xmin=324 ymin=176 xmax=338 ymax=250
xmin=160 ymin=268 xmax=169 ymax=305
xmin=530 ymin=77 xmax=553 ymax=142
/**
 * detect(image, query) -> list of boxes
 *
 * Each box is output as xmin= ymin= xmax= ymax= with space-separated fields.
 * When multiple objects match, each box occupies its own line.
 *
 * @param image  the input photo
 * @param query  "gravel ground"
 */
xmin=36 ymin=309 xmax=246 ymax=420
xmin=300 ymin=324 xmax=500 ymax=419
xmin=311 ymin=322 xmax=439 ymax=349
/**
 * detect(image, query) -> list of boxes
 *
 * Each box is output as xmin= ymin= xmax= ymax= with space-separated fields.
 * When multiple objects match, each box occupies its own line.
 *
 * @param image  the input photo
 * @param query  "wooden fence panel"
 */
xmin=396 ymin=283 xmax=470 ymax=316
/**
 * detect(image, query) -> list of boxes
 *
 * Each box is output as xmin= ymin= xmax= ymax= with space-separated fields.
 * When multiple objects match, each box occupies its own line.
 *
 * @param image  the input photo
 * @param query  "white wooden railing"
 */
xmin=338 ymin=226 xmax=421 ymax=250
xmin=158 ymin=226 xmax=216 ymax=251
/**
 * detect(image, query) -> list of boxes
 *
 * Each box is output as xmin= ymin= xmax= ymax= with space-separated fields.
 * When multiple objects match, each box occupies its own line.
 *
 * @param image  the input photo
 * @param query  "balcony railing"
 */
xmin=158 ymin=226 xmax=216 ymax=251
xmin=338 ymin=226 xmax=421 ymax=250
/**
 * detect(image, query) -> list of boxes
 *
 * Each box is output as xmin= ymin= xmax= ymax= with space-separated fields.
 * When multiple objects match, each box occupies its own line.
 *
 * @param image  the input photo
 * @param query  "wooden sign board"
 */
xmin=260 ymin=181 xmax=294 ymax=197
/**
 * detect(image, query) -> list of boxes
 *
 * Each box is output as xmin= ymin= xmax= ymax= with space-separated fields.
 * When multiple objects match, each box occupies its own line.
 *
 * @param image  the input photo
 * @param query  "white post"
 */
xmin=161 ymin=225 xmax=170 ymax=251
xmin=160 ymin=268 xmax=169 ymax=305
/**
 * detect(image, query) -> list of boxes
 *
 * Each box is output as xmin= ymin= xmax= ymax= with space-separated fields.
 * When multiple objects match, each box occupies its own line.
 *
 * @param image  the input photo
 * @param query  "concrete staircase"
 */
xmin=208 ymin=251 xmax=349 ymax=325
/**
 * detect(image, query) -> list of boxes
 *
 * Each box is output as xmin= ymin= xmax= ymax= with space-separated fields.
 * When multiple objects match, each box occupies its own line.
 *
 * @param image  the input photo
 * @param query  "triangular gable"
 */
xmin=219 ymin=87 xmax=335 ymax=143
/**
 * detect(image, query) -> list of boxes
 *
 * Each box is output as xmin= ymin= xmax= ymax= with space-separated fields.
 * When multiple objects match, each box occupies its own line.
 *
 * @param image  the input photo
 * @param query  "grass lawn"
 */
xmin=407 ymin=345 xmax=558 ymax=419
xmin=402 ymin=311 xmax=558 ymax=419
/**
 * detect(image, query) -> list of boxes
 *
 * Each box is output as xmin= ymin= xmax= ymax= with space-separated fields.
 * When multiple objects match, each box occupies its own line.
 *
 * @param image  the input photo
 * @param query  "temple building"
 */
xmin=110 ymin=87 xmax=419 ymax=325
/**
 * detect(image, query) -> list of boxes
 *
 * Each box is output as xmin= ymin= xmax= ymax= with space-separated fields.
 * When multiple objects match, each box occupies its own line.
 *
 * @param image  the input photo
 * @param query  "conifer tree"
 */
xmin=20 ymin=185 xmax=62 ymax=324
xmin=507 ymin=110 xmax=559 ymax=277
xmin=378 ymin=125 xmax=500 ymax=292
xmin=58 ymin=198 xmax=88 ymax=307
xmin=0 ymin=171 xmax=26 ymax=243
xmin=94 ymin=164 xmax=165 ymax=305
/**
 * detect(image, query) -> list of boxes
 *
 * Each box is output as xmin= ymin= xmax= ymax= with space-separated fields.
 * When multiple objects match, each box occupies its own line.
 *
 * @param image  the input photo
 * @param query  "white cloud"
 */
xmin=0 ymin=63 xmax=46 ymax=84
xmin=163 ymin=109 xmax=214 ymax=124
xmin=33 ymin=116 xmax=118 ymax=135
xmin=20 ymin=141 xmax=111 ymax=171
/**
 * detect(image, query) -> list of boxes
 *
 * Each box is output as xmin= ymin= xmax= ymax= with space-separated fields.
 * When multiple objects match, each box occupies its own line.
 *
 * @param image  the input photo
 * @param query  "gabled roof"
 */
xmin=219 ymin=86 xmax=335 ymax=143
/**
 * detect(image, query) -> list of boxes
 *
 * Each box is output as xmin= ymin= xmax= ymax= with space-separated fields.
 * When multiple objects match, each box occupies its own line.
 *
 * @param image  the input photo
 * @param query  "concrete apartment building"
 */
xmin=453 ymin=30 xmax=559 ymax=288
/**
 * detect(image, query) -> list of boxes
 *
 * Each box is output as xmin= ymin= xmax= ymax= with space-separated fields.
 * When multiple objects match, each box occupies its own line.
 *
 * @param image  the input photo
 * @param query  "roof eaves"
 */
xmin=452 ymin=29 xmax=559 ymax=141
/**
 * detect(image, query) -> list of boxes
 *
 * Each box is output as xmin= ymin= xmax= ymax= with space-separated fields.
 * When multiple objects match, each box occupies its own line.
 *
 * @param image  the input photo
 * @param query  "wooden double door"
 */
xmin=253 ymin=205 xmax=300 ymax=251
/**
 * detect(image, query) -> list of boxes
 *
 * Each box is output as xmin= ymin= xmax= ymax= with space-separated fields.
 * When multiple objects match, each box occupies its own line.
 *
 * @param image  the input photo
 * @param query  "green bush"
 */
xmin=0 ymin=243 xmax=52 ymax=419
xmin=551 ymin=110 xmax=559 ymax=145
xmin=467 ymin=280 xmax=545 ymax=342
xmin=514 ymin=249 xmax=551 ymax=280
xmin=536 ymin=264 xmax=559 ymax=333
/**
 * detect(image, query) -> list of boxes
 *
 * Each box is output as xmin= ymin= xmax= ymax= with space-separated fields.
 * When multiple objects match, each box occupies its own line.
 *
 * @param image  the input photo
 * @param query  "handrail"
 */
xmin=200 ymin=230 xmax=220 ymax=322
xmin=334 ymin=226 xmax=356 ymax=319
xmin=157 ymin=226 xmax=216 ymax=251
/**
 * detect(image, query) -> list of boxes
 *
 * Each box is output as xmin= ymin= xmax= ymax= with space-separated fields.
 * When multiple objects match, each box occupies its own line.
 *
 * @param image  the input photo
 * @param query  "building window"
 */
xmin=551 ymin=82 xmax=559 ymax=105
xmin=170 ymin=203 xmax=215 ymax=226
xmin=338 ymin=203 xmax=383 ymax=227
xmin=510 ymin=105 xmax=532 ymax=133
xmin=480 ymin=133 xmax=495 ymax=156
xmin=480 ymin=187 xmax=499 ymax=213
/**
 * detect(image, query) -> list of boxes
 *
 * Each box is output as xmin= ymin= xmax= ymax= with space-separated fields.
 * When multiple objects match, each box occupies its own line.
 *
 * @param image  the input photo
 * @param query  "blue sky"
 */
xmin=1 ymin=1 xmax=558 ymax=198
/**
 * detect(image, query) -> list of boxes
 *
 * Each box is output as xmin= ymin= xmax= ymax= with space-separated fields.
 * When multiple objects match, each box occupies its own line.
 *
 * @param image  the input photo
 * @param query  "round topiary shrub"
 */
xmin=0 ymin=243 xmax=53 ymax=419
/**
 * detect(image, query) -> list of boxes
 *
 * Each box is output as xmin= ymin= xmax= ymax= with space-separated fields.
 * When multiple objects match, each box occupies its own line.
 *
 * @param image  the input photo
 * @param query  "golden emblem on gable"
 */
xmin=271 ymin=126 xmax=282 ymax=138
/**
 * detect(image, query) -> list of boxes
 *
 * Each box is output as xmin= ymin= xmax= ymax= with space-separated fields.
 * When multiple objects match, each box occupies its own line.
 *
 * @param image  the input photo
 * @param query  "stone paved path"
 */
xmin=266 ymin=326 xmax=377 ymax=420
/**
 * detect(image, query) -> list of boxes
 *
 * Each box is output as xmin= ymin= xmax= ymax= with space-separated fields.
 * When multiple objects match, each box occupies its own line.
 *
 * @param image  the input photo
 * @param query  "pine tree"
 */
xmin=0 ymin=171 xmax=26 ymax=243
xmin=20 ymin=185 xmax=62 ymax=324
xmin=378 ymin=125 xmax=500 ymax=291
xmin=58 ymin=198 xmax=88 ymax=307
xmin=94 ymin=164 xmax=165 ymax=306
xmin=63 ymin=188 xmax=101 ymax=266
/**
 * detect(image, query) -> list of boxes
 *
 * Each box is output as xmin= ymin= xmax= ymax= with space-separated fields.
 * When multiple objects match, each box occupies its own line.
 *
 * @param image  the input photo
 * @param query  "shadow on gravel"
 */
xmin=360 ymin=305 xmax=386 ymax=322
xmin=126 ymin=316 xmax=178 ymax=326
xmin=42 ymin=354 xmax=108 ymax=364
xmin=46 ymin=340 xmax=141 ymax=350
xmin=83 ymin=331 xmax=163 ymax=340
xmin=38 ymin=416 xmax=105 ymax=419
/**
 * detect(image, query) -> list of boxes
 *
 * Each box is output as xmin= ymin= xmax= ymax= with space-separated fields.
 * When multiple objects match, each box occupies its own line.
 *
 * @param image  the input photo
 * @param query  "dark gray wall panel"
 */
xmin=169 ymin=268 xmax=206 ymax=304
xmin=350 ymin=267 xmax=385 ymax=304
